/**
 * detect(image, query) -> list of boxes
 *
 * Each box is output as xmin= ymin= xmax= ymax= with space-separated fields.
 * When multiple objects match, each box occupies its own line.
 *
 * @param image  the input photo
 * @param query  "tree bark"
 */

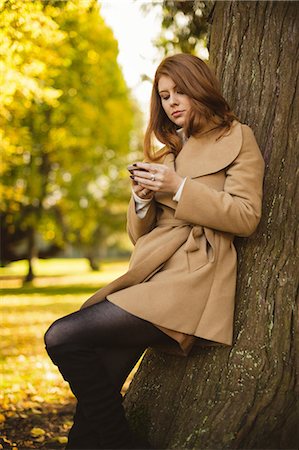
xmin=124 ymin=1 xmax=299 ymax=449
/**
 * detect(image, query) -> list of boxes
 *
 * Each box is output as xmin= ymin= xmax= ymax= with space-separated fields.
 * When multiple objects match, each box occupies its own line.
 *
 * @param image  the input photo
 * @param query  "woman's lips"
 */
xmin=172 ymin=110 xmax=184 ymax=117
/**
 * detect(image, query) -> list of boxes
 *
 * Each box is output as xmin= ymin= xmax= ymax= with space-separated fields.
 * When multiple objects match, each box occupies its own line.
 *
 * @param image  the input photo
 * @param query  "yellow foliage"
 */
xmin=0 ymin=0 xmax=66 ymax=113
xmin=1 ymin=0 xmax=138 ymax=260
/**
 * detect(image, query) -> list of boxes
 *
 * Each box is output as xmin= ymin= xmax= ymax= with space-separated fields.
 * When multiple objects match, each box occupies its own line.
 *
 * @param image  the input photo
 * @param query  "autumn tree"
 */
xmin=124 ymin=1 xmax=299 ymax=449
xmin=0 ymin=0 xmax=136 ymax=278
xmin=0 ymin=0 xmax=66 ymax=274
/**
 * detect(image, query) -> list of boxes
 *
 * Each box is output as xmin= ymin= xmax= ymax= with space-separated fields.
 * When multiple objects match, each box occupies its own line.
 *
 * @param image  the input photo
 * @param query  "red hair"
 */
xmin=144 ymin=53 xmax=237 ymax=161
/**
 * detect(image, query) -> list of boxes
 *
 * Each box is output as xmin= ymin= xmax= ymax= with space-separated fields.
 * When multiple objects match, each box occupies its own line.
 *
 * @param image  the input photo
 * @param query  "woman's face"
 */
xmin=158 ymin=75 xmax=192 ymax=127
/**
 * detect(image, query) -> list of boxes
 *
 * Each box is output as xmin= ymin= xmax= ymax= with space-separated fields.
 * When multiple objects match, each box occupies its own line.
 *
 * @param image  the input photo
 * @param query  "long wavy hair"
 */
xmin=144 ymin=53 xmax=237 ymax=161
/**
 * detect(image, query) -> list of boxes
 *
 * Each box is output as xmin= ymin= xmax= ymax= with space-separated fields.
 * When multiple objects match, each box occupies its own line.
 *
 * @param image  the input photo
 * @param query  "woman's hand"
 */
xmin=128 ymin=164 xmax=154 ymax=200
xmin=132 ymin=183 xmax=154 ymax=200
xmin=131 ymin=162 xmax=183 ymax=194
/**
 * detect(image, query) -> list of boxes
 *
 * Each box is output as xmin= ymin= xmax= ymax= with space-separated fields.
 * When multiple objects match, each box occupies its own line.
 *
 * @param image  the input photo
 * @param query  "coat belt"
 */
xmin=156 ymin=218 xmax=205 ymax=253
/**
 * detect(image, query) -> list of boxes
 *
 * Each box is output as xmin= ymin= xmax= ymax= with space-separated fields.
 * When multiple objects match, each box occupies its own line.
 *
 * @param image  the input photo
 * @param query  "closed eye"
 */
xmin=159 ymin=90 xmax=185 ymax=101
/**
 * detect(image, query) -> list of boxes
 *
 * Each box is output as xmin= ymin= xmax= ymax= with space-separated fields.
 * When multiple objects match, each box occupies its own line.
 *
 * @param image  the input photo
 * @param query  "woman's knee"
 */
xmin=44 ymin=317 xmax=68 ymax=349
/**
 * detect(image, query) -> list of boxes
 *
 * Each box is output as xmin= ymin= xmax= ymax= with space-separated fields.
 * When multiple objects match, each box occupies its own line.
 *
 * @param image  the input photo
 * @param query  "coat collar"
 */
xmin=163 ymin=120 xmax=242 ymax=178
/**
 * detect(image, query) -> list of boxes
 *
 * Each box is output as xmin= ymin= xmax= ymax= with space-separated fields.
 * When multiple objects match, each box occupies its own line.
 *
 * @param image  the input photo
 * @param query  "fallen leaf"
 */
xmin=0 ymin=437 xmax=13 ymax=444
xmin=6 ymin=411 xmax=18 ymax=418
xmin=57 ymin=436 xmax=68 ymax=444
xmin=0 ymin=414 xmax=5 ymax=423
xmin=31 ymin=395 xmax=44 ymax=403
xmin=30 ymin=427 xmax=46 ymax=438
xmin=30 ymin=408 xmax=42 ymax=414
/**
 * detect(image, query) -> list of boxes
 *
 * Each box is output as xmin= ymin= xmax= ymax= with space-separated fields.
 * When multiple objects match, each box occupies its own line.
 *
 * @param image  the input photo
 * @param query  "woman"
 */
xmin=45 ymin=53 xmax=265 ymax=449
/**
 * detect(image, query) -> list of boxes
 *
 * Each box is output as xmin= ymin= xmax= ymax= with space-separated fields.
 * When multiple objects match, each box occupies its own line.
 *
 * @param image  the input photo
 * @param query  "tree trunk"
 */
xmin=124 ymin=1 xmax=299 ymax=449
xmin=25 ymin=226 xmax=36 ymax=282
xmin=87 ymin=255 xmax=100 ymax=271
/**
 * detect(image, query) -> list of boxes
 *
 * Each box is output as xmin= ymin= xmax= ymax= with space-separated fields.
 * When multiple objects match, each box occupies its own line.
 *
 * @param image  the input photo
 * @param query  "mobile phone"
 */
xmin=127 ymin=164 xmax=149 ymax=173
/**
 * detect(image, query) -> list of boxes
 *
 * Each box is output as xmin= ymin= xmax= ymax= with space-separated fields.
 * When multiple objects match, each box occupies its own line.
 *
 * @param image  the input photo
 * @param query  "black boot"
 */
xmin=46 ymin=342 xmax=134 ymax=449
xmin=66 ymin=403 xmax=99 ymax=449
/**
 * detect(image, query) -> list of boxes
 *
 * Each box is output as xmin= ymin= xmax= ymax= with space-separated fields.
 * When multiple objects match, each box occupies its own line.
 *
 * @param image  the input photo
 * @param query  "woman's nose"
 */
xmin=169 ymin=93 xmax=179 ymax=106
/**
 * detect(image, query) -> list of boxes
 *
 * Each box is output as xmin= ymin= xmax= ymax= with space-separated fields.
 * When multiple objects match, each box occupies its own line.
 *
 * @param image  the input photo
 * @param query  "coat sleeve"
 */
xmin=174 ymin=124 xmax=265 ymax=237
xmin=126 ymin=196 xmax=157 ymax=244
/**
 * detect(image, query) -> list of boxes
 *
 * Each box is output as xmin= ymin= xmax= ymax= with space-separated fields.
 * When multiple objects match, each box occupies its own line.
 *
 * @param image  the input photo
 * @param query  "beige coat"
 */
xmin=81 ymin=121 xmax=265 ymax=355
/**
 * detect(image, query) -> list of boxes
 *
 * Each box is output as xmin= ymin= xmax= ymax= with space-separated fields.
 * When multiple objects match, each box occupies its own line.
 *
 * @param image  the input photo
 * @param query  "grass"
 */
xmin=0 ymin=258 xmax=137 ymax=449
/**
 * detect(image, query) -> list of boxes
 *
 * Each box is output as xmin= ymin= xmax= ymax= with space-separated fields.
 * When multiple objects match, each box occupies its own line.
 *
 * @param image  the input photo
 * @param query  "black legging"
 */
xmin=44 ymin=299 xmax=174 ymax=449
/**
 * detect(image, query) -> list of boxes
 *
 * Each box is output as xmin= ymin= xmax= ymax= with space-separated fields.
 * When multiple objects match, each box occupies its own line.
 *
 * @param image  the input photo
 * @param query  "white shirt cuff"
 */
xmin=132 ymin=188 xmax=153 ymax=219
xmin=173 ymin=178 xmax=187 ymax=202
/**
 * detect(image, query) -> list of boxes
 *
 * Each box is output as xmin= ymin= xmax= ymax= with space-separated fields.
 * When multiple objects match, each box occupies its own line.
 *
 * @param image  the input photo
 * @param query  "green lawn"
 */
xmin=0 ymin=258 xmax=134 ymax=449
